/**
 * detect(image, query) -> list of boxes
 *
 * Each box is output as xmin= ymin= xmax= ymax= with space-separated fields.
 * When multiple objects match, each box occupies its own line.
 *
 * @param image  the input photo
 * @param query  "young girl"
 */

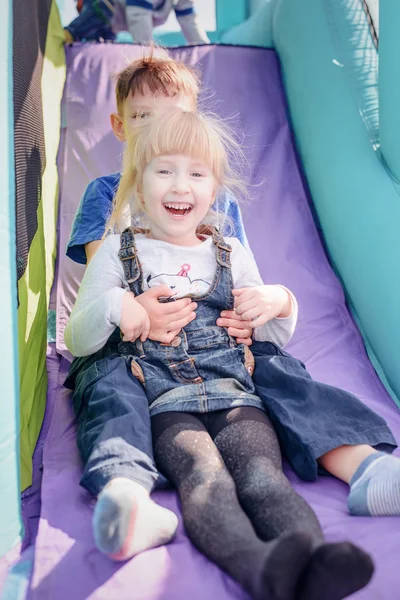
xmin=65 ymin=110 xmax=375 ymax=600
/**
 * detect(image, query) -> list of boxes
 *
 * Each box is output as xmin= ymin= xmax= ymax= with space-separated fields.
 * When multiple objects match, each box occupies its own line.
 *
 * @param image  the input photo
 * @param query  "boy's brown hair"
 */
xmin=115 ymin=52 xmax=200 ymax=114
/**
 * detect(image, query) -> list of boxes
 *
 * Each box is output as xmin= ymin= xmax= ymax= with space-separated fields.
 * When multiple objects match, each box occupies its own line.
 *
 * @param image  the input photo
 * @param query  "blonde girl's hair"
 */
xmin=105 ymin=110 xmax=247 ymax=236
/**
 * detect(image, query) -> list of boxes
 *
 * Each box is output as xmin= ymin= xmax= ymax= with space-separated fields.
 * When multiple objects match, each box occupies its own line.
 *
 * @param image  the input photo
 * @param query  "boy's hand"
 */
xmin=135 ymin=285 xmax=197 ymax=344
xmin=232 ymin=285 xmax=292 ymax=328
xmin=120 ymin=292 xmax=151 ymax=342
xmin=216 ymin=311 xmax=253 ymax=346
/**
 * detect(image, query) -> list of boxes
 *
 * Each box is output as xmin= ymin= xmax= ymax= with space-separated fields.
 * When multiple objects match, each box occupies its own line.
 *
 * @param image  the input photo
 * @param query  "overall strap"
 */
xmin=118 ymin=227 xmax=142 ymax=289
xmin=204 ymin=226 xmax=234 ymax=310
xmin=211 ymin=228 xmax=232 ymax=268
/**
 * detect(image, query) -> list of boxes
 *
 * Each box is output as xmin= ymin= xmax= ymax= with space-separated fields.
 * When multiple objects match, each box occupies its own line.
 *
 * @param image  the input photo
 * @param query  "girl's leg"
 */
xmin=319 ymin=445 xmax=400 ymax=516
xmin=74 ymin=356 xmax=177 ymax=560
xmin=152 ymin=411 xmax=314 ymax=600
xmin=207 ymin=408 xmax=323 ymax=542
xmin=208 ymin=407 xmax=374 ymax=600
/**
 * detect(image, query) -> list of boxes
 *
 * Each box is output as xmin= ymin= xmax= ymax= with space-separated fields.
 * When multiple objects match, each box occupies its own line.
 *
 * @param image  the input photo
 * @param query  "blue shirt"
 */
xmin=67 ymin=172 xmax=249 ymax=264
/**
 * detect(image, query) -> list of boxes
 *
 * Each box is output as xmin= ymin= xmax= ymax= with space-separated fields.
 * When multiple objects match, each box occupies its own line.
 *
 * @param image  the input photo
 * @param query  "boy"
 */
xmin=66 ymin=53 xmax=253 ymax=561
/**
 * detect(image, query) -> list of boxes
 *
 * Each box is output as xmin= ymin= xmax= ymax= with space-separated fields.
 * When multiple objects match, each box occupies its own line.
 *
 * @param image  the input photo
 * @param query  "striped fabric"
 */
xmin=15 ymin=0 xmax=66 ymax=491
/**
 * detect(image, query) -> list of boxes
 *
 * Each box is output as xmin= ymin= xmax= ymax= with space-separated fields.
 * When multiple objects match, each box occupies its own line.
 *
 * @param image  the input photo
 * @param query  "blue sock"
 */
xmin=348 ymin=452 xmax=400 ymax=516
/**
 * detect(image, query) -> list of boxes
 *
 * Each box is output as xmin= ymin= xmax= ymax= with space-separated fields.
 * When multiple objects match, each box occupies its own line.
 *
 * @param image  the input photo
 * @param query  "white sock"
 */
xmin=93 ymin=478 xmax=178 ymax=560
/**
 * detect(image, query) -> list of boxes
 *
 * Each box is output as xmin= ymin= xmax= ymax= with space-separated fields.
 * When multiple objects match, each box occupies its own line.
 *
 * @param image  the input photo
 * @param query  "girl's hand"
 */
xmin=232 ymin=285 xmax=292 ymax=328
xmin=216 ymin=311 xmax=253 ymax=346
xmin=135 ymin=285 xmax=197 ymax=344
xmin=120 ymin=292 xmax=151 ymax=342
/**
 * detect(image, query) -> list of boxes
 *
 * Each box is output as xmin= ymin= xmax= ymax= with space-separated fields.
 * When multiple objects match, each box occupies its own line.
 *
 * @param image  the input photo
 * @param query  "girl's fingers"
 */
xmin=249 ymin=314 xmax=269 ymax=328
xmin=232 ymin=287 xmax=249 ymax=297
xmin=234 ymin=297 xmax=258 ymax=316
xmin=240 ymin=307 xmax=264 ymax=321
xmin=233 ymin=289 xmax=254 ymax=307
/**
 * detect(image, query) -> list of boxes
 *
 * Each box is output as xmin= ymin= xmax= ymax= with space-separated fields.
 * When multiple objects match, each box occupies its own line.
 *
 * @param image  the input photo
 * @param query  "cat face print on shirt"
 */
xmin=146 ymin=263 xmax=210 ymax=297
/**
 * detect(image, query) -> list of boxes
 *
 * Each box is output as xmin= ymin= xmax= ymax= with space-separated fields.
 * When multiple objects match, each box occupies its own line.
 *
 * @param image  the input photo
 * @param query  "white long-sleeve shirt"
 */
xmin=65 ymin=234 xmax=298 ymax=357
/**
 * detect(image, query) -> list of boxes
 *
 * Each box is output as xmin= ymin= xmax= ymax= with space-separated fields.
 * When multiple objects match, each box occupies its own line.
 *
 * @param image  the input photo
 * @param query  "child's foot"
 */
xmin=298 ymin=542 xmax=374 ymax=600
xmin=254 ymin=532 xmax=314 ymax=600
xmin=93 ymin=478 xmax=178 ymax=561
xmin=348 ymin=452 xmax=400 ymax=516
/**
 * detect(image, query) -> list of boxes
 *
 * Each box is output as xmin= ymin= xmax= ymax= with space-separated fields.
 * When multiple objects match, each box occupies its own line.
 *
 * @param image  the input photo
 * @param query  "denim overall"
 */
xmin=118 ymin=227 xmax=264 ymax=417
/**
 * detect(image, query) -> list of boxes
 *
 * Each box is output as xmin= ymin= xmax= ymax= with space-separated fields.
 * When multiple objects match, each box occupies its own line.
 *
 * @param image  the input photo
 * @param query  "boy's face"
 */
xmin=111 ymin=85 xmax=196 ymax=142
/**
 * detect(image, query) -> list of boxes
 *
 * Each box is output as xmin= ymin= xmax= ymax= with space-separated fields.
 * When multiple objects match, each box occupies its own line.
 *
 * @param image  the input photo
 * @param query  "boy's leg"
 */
xmin=318 ymin=444 xmax=378 ymax=483
xmin=319 ymin=445 xmax=400 ymax=517
xmin=209 ymin=407 xmax=374 ymax=600
xmin=251 ymin=342 xmax=400 ymax=517
xmin=251 ymin=341 xmax=397 ymax=482
xmin=151 ymin=410 xmax=315 ymax=600
xmin=74 ymin=355 xmax=161 ymax=495
xmin=73 ymin=356 xmax=177 ymax=559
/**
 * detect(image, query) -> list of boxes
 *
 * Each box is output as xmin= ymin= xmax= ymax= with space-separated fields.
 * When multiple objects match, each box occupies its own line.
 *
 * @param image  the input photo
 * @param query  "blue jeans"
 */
xmin=65 ymin=0 xmax=115 ymax=41
xmin=70 ymin=354 xmax=167 ymax=496
xmin=251 ymin=341 xmax=397 ymax=481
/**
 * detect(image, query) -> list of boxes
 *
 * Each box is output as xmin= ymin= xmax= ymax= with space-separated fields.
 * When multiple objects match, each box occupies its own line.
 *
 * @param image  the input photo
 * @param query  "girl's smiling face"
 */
xmin=140 ymin=153 xmax=216 ymax=246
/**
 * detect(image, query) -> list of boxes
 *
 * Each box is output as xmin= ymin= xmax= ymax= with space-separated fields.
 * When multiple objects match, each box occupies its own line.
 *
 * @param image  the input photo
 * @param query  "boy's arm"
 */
xmin=86 ymin=240 xmax=103 ymax=263
xmin=220 ymin=190 xmax=252 ymax=254
xmin=64 ymin=235 xmax=127 ymax=357
xmin=67 ymin=175 xmax=117 ymax=265
xmin=230 ymin=239 xmax=298 ymax=347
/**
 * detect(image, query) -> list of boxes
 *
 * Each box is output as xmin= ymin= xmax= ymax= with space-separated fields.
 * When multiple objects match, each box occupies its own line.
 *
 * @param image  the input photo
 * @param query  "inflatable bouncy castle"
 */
xmin=2 ymin=1 xmax=400 ymax=598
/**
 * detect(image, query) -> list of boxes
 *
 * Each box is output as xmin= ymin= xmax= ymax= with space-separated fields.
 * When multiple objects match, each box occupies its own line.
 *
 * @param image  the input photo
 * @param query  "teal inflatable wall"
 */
xmin=224 ymin=0 xmax=400 ymax=404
